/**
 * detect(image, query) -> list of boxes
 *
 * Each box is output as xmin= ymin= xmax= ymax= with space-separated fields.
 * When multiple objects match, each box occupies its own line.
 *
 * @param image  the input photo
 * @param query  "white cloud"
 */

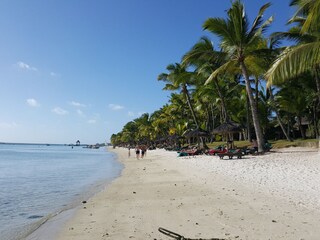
xmin=52 ymin=107 xmax=68 ymax=115
xmin=17 ymin=61 xmax=38 ymax=71
xmin=26 ymin=98 xmax=40 ymax=107
xmin=108 ymin=104 xmax=124 ymax=111
xmin=88 ymin=119 xmax=96 ymax=124
xmin=70 ymin=101 xmax=86 ymax=107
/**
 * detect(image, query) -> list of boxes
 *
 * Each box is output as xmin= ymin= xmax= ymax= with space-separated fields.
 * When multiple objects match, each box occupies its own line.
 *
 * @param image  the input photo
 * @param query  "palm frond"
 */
xmin=272 ymin=26 xmax=317 ymax=45
xmin=301 ymin=0 xmax=320 ymax=33
xmin=266 ymin=41 xmax=320 ymax=86
xmin=249 ymin=2 xmax=271 ymax=36
xmin=227 ymin=0 xmax=249 ymax=43
xmin=205 ymin=61 xmax=237 ymax=85
xmin=163 ymin=83 xmax=179 ymax=91
xmin=182 ymin=36 xmax=217 ymax=66
xmin=287 ymin=15 xmax=305 ymax=26
xmin=157 ymin=73 xmax=169 ymax=81
xmin=203 ymin=18 xmax=236 ymax=46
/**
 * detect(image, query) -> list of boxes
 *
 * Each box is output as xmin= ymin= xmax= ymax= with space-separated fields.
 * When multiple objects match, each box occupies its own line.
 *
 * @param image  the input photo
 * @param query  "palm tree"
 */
xmin=266 ymin=0 xmax=320 ymax=104
xmin=203 ymin=0 xmax=273 ymax=152
xmin=158 ymin=63 xmax=199 ymax=128
xmin=121 ymin=121 xmax=138 ymax=144
xmin=276 ymin=80 xmax=312 ymax=139
xmin=266 ymin=0 xmax=320 ymax=138
xmin=183 ymin=37 xmax=231 ymax=123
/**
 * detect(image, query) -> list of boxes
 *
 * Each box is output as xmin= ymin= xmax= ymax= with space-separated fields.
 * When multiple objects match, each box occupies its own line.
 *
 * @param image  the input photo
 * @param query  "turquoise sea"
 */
xmin=0 ymin=144 xmax=123 ymax=240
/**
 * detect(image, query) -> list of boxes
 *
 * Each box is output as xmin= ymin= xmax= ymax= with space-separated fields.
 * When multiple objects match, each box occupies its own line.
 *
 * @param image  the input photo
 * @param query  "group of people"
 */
xmin=128 ymin=145 xmax=147 ymax=159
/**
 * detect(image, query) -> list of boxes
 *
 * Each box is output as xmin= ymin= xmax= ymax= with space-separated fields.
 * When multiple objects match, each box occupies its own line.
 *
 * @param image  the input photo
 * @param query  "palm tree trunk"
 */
xmin=246 ymin=94 xmax=252 ymax=142
xmin=297 ymin=116 xmax=306 ymax=139
xmin=183 ymin=85 xmax=199 ymax=128
xmin=287 ymin=121 xmax=291 ymax=139
xmin=313 ymin=103 xmax=319 ymax=138
xmin=214 ymin=80 xmax=228 ymax=121
xmin=240 ymin=62 xmax=265 ymax=152
xmin=255 ymin=76 xmax=259 ymax=113
xmin=268 ymin=87 xmax=292 ymax=141
xmin=314 ymin=65 xmax=320 ymax=105
xmin=314 ymin=65 xmax=320 ymax=138
xmin=211 ymin=104 xmax=215 ymax=130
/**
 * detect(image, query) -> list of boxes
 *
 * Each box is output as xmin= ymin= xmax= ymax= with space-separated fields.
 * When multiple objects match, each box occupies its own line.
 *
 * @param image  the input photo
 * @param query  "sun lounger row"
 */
xmin=177 ymin=148 xmax=203 ymax=157
xmin=217 ymin=149 xmax=243 ymax=159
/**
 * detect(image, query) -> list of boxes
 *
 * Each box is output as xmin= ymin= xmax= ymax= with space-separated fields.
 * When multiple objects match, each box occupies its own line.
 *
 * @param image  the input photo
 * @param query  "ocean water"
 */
xmin=0 ymin=144 xmax=123 ymax=240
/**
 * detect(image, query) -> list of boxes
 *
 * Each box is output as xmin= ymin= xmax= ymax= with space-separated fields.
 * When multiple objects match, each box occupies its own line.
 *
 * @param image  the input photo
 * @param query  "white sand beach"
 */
xmin=54 ymin=146 xmax=320 ymax=240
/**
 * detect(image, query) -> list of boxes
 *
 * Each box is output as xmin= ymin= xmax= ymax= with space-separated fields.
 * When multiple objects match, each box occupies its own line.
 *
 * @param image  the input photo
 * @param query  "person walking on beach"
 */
xmin=135 ymin=146 xmax=140 ymax=159
xmin=140 ymin=145 xmax=147 ymax=158
xmin=128 ymin=147 xmax=131 ymax=158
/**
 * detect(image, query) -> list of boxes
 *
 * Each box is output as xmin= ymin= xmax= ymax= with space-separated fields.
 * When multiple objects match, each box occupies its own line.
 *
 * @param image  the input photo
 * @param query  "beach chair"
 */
xmin=177 ymin=151 xmax=188 ymax=157
xmin=217 ymin=149 xmax=243 ymax=159
xmin=239 ymin=146 xmax=251 ymax=155
xmin=206 ymin=146 xmax=227 ymax=155
xmin=264 ymin=142 xmax=272 ymax=151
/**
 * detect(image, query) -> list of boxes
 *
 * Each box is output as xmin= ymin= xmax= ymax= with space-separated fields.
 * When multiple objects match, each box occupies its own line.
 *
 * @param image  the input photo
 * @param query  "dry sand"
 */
xmin=54 ymin=146 xmax=320 ymax=240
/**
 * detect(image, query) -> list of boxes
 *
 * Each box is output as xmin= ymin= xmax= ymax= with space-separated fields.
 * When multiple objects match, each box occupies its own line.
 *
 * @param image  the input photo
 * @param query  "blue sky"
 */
xmin=0 ymin=0 xmax=294 ymax=144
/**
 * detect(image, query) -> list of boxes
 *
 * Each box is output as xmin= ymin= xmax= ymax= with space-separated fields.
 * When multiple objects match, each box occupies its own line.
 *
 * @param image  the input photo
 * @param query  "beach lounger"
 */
xmin=206 ymin=146 xmax=227 ymax=155
xmin=177 ymin=148 xmax=202 ymax=157
xmin=217 ymin=149 xmax=243 ymax=159
xmin=264 ymin=142 xmax=272 ymax=151
xmin=177 ymin=152 xmax=188 ymax=157
xmin=186 ymin=149 xmax=200 ymax=156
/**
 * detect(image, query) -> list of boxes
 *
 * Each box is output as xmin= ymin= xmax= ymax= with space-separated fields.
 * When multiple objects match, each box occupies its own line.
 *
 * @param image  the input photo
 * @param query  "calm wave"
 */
xmin=0 ymin=144 xmax=122 ymax=240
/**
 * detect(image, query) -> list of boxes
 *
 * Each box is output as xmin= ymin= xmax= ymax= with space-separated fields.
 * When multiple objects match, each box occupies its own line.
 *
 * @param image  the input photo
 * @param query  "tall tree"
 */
xmin=183 ymin=37 xmax=231 ymax=122
xmin=158 ymin=63 xmax=199 ymax=128
xmin=266 ymin=0 xmax=320 ymax=138
xmin=203 ymin=0 xmax=273 ymax=152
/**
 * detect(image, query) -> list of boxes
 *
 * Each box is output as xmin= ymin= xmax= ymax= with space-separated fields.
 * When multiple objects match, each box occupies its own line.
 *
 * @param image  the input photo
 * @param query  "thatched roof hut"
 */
xmin=183 ymin=128 xmax=210 ymax=138
xmin=212 ymin=121 xmax=242 ymax=134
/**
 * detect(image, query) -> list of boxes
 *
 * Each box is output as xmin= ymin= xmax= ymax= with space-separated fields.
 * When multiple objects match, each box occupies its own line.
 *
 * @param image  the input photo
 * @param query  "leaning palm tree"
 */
xmin=158 ymin=63 xmax=200 ymax=128
xmin=203 ymin=0 xmax=273 ymax=152
xmin=182 ymin=37 xmax=232 ymax=123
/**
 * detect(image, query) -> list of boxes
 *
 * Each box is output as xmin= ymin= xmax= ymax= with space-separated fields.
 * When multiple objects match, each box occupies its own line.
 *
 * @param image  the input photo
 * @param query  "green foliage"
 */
xmin=110 ymin=0 xmax=320 ymax=145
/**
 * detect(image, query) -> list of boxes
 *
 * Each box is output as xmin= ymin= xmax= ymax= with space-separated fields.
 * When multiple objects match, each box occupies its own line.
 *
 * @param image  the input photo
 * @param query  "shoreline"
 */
xmin=24 ymin=209 xmax=76 ymax=240
xmin=53 ymin=146 xmax=320 ymax=240
xmin=22 ymin=150 xmax=123 ymax=240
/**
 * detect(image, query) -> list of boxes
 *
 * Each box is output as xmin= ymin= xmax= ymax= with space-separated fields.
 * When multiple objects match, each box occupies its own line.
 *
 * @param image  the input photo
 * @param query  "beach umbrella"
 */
xmin=212 ymin=121 xmax=242 ymax=148
xmin=183 ymin=128 xmax=210 ymax=148
xmin=212 ymin=121 xmax=242 ymax=134
xmin=183 ymin=128 xmax=210 ymax=138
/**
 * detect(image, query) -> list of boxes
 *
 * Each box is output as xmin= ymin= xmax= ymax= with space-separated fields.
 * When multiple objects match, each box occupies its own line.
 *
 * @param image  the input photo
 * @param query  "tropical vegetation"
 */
xmin=111 ymin=0 xmax=320 ymax=152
